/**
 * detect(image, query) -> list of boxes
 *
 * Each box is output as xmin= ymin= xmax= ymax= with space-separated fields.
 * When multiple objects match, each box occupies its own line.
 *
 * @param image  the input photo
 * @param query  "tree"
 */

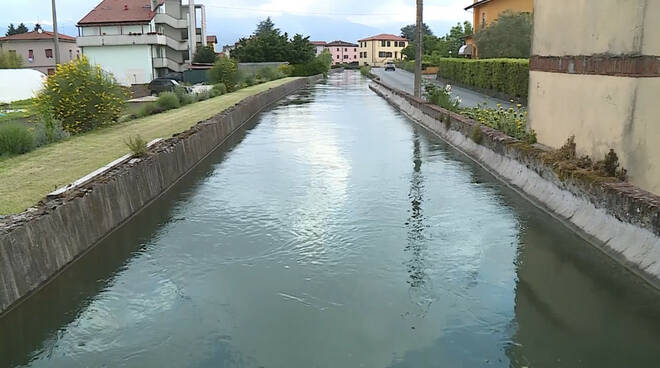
xmin=474 ymin=11 xmax=532 ymax=58
xmin=231 ymin=18 xmax=290 ymax=62
xmin=400 ymin=23 xmax=433 ymax=43
xmin=33 ymin=23 xmax=42 ymax=32
xmin=5 ymin=24 xmax=16 ymax=36
xmin=15 ymin=23 xmax=29 ymax=34
xmin=208 ymin=57 xmax=240 ymax=92
xmin=193 ymin=46 xmax=217 ymax=63
xmin=0 ymin=50 xmax=23 ymax=68
xmin=287 ymin=34 xmax=315 ymax=64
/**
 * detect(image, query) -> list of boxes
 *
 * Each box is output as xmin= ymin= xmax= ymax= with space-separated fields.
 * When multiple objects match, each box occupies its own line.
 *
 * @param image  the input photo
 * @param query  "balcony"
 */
xmin=77 ymin=33 xmax=167 ymax=47
xmin=154 ymin=13 xmax=188 ymax=29
xmin=153 ymin=57 xmax=186 ymax=72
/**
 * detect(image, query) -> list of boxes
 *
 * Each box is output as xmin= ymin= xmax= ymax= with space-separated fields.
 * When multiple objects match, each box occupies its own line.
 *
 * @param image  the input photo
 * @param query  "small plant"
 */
xmin=244 ymin=75 xmax=257 ymax=86
xmin=212 ymin=83 xmax=227 ymax=96
xmin=601 ymin=149 xmax=620 ymax=177
xmin=208 ymin=57 xmax=240 ymax=92
xmin=196 ymin=91 xmax=212 ymax=101
xmin=278 ymin=64 xmax=295 ymax=77
xmin=424 ymin=83 xmax=461 ymax=112
xmin=157 ymin=92 xmax=180 ymax=110
xmin=124 ymin=135 xmax=148 ymax=157
xmin=0 ymin=122 xmax=35 ymax=155
xmin=33 ymin=118 xmax=68 ymax=146
xmin=471 ymin=123 xmax=484 ymax=144
xmin=443 ymin=113 xmax=451 ymax=129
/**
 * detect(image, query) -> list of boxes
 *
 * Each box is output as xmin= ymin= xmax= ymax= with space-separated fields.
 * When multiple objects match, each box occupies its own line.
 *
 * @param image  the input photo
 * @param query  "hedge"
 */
xmin=436 ymin=58 xmax=529 ymax=98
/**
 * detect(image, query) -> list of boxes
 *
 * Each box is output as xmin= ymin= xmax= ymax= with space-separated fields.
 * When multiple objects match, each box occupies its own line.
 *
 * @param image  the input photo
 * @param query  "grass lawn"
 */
xmin=0 ymin=77 xmax=300 ymax=215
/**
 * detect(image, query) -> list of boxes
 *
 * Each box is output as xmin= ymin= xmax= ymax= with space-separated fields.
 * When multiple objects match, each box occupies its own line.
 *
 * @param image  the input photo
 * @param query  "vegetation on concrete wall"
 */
xmin=0 ymin=50 xmax=23 ymax=69
xmin=436 ymin=58 xmax=529 ymax=98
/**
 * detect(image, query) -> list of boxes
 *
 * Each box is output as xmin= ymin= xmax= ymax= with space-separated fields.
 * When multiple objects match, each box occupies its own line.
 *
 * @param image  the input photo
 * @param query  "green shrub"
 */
xmin=424 ymin=82 xmax=461 ymax=112
xmin=212 ymin=83 xmax=227 ymax=96
xmin=436 ymin=58 xmax=529 ymax=98
xmin=256 ymin=66 xmax=283 ymax=81
xmin=157 ymin=92 xmax=180 ymax=110
xmin=196 ymin=90 xmax=212 ymax=101
xmin=34 ymin=56 xmax=129 ymax=135
xmin=292 ymin=51 xmax=332 ymax=77
xmin=208 ymin=58 xmax=240 ymax=92
xmin=360 ymin=66 xmax=371 ymax=76
xmin=395 ymin=60 xmax=415 ymax=73
xmin=278 ymin=64 xmax=295 ymax=77
xmin=33 ymin=118 xmax=68 ymax=146
xmin=137 ymin=103 xmax=157 ymax=118
xmin=124 ymin=135 xmax=148 ymax=157
xmin=0 ymin=122 xmax=35 ymax=155
xmin=244 ymin=75 xmax=257 ymax=86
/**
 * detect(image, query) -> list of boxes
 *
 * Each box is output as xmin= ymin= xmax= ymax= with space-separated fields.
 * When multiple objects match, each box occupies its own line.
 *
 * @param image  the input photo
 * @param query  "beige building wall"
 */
xmin=359 ymin=40 xmax=407 ymax=67
xmin=528 ymin=0 xmax=660 ymax=195
xmin=0 ymin=39 xmax=79 ymax=74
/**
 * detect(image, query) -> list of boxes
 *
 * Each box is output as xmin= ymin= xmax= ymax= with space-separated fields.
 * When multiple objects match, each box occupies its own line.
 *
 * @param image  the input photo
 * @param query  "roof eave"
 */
xmin=464 ymin=0 xmax=492 ymax=11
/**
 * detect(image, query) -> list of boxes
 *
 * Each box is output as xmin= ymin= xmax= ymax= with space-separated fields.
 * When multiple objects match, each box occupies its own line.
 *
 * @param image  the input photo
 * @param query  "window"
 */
xmin=344 ymin=48 xmax=347 ymax=51
xmin=378 ymin=51 xmax=393 ymax=58
xmin=344 ymin=55 xmax=348 ymax=59
xmin=387 ymin=41 xmax=391 ymax=47
xmin=381 ymin=41 xmax=386 ymax=47
xmin=354 ymin=48 xmax=356 ymax=52
xmin=69 ymin=49 xmax=73 ymax=60
xmin=354 ymin=55 xmax=357 ymax=59
xmin=481 ymin=12 xmax=486 ymax=29
xmin=364 ymin=52 xmax=367 ymax=58
xmin=28 ymin=49 xmax=34 ymax=62
xmin=401 ymin=42 xmax=406 ymax=47
xmin=336 ymin=55 xmax=340 ymax=59
xmin=336 ymin=48 xmax=340 ymax=51
xmin=45 ymin=49 xmax=53 ymax=58
xmin=395 ymin=51 xmax=398 ymax=58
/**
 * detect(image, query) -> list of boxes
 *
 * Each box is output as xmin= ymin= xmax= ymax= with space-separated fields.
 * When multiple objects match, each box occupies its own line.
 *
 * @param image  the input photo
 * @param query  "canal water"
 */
xmin=2 ymin=71 xmax=660 ymax=367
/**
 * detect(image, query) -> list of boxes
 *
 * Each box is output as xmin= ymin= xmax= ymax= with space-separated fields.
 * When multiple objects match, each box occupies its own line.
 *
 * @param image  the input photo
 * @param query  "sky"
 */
xmin=1 ymin=0 xmax=472 ymax=46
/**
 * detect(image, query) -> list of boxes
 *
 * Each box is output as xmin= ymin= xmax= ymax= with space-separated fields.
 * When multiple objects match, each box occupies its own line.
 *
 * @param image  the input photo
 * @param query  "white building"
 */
xmin=310 ymin=41 xmax=327 ymax=56
xmin=76 ymin=0 xmax=207 ymax=86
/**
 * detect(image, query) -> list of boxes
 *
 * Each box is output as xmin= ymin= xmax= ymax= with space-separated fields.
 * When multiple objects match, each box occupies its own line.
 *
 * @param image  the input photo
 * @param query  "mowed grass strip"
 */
xmin=0 ymin=78 xmax=300 ymax=215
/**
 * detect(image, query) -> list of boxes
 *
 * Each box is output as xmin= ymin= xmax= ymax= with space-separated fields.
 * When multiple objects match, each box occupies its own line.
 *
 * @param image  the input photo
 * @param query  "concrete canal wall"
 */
xmin=369 ymin=80 xmax=660 ymax=288
xmin=0 ymin=75 xmax=322 ymax=315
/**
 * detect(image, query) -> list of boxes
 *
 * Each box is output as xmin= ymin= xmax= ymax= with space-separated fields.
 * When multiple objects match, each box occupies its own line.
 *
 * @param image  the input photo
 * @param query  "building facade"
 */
xmin=326 ymin=41 xmax=358 ymax=65
xmin=310 ymin=41 xmax=327 ymax=56
xmin=528 ymin=0 xmax=660 ymax=195
xmin=358 ymin=34 xmax=407 ymax=67
xmin=0 ymin=30 xmax=79 ymax=75
xmin=463 ymin=0 xmax=533 ymax=58
xmin=76 ymin=0 xmax=207 ymax=85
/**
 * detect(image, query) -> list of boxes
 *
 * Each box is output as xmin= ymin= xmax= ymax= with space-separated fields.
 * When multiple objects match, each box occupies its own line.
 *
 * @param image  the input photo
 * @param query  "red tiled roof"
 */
xmin=0 ymin=30 xmax=75 ymax=42
xmin=310 ymin=41 xmax=327 ymax=46
xmin=465 ymin=0 xmax=493 ymax=10
xmin=78 ymin=0 xmax=164 ymax=25
xmin=206 ymin=35 xmax=217 ymax=43
xmin=358 ymin=34 xmax=408 ymax=42
xmin=326 ymin=40 xmax=358 ymax=47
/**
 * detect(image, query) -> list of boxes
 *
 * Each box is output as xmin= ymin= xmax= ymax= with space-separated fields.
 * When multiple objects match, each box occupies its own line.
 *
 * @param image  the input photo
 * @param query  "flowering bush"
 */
xmin=424 ymin=82 xmax=461 ymax=112
xmin=461 ymin=103 xmax=536 ymax=144
xmin=34 ymin=57 xmax=128 ymax=134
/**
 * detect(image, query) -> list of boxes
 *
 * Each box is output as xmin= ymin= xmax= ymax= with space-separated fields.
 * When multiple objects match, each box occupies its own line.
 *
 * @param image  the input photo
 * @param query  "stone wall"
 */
xmin=0 ymin=76 xmax=321 ymax=315
xmin=369 ymin=79 xmax=660 ymax=289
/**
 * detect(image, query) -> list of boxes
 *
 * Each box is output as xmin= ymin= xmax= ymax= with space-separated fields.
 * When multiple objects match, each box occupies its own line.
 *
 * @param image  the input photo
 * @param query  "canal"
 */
xmin=1 ymin=71 xmax=660 ymax=367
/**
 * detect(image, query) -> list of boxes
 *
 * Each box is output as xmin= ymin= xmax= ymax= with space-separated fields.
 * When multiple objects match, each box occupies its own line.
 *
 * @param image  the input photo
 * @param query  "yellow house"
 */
xmin=358 ymin=34 xmax=408 ymax=67
xmin=463 ymin=0 xmax=533 ymax=58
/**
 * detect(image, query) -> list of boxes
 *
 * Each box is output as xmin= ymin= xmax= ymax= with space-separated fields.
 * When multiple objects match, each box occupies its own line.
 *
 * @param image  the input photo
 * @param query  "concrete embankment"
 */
xmin=0 ymin=75 xmax=322 ymax=315
xmin=369 ymin=80 xmax=660 ymax=288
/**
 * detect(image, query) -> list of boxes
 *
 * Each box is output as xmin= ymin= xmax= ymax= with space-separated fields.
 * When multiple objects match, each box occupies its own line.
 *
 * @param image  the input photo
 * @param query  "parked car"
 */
xmin=148 ymin=78 xmax=191 ymax=96
xmin=384 ymin=62 xmax=396 ymax=71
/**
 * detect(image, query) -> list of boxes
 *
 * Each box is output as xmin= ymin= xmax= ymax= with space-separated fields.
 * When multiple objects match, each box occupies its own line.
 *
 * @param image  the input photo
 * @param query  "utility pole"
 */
xmin=414 ymin=0 xmax=423 ymax=98
xmin=51 ymin=0 xmax=61 ymax=65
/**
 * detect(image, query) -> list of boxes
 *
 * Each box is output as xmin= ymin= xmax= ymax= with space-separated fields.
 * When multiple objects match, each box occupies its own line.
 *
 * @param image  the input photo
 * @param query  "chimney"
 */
xmin=124 ymin=4 xmax=128 ymax=10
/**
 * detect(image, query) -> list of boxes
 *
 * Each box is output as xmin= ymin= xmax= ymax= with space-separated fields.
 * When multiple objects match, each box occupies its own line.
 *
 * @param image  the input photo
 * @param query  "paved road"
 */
xmin=370 ymin=67 xmax=515 ymax=109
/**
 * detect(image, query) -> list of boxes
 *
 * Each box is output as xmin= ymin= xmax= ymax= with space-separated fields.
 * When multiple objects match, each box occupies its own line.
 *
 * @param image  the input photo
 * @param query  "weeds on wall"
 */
xmin=424 ymin=83 xmax=461 ymax=112
xmin=471 ymin=123 xmax=483 ymax=144
xmin=124 ymin=135 xmax=148 ymax=157
xmin=461 ymin=103 xmax=536 ymax=144
xmin=544 ymin=136 xmax=628 ymax=182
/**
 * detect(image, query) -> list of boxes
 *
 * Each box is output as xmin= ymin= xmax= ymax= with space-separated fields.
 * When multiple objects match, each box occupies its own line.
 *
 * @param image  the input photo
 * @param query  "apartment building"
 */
xmin=326 ymin=41 xmax=358 ymax=65
xmin=0 ymin=29 xmax=79 ymax=75
xmin=358 ymin=34 xmax=408 ymax=67
xmin=76 ymin=0 xmax=207 ymax=85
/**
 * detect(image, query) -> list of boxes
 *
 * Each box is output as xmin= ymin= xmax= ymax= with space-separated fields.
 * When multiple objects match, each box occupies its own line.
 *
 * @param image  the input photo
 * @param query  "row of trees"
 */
xmin=231 ymin=18 xmax=316 ymax=65
xmin=400 ymin=11 xmax=532 ymax=60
